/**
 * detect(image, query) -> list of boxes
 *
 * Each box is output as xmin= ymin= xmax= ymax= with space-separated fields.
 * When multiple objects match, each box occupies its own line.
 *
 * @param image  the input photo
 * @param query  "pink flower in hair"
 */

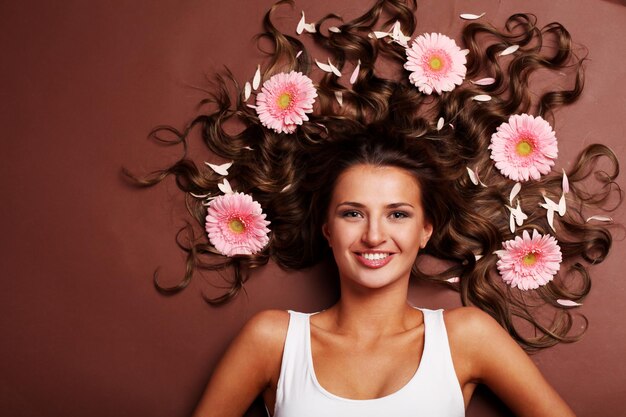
xmin=495 ymin=230 xmax=562 ymax=290
xmin=489 ymin=114 xmax=558 ymax=182
xmin=255 ymin=71 xmax=317 ymax=134
xmin=404 ymin=32 xmax=468 ymax=94
xmin=205 ymin=192 xmax=271 ymax=256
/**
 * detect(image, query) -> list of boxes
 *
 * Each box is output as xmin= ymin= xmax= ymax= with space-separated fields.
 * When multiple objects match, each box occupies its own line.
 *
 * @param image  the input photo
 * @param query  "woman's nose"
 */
xmin=362 ymin=219 xmax=387 ymax=246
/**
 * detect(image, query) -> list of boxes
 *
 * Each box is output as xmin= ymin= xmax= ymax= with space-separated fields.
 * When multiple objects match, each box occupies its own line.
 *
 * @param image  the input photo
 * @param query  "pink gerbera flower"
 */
xmin=489 ymin=114 xmax=558 ymax=182
xmin=255 ymin=71 xmax=317 ymax=134
xmin=205 ymin=192 xmax=271 ymax=256
xmin=404 ymin=32 xmax=468 ymax=94
xmin=495 ymin=230 xmax=562 ymax=290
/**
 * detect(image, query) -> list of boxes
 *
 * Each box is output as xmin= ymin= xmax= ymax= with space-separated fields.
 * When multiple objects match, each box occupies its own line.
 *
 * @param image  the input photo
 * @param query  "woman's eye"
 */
xmin=341 ymin=210 xmax=362 ymax=218
xmin=390 ymin=211 xmax=409 ymax=219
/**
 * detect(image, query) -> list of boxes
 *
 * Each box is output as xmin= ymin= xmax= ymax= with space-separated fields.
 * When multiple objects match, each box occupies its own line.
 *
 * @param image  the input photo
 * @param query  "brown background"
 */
xmin=1 ymin=0 xmax=625 ymax=416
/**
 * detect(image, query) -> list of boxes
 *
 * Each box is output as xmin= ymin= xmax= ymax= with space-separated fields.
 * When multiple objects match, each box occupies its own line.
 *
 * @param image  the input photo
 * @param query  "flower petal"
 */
xmin=586 ymin=215 xmax=613 ymax=223
xmin=296 ymin=11 xmax=306 ymax=35
xmin=252 ymin=65 xmax=261 ymax=90
xmin=315 ymin=59 xmax=334 ymax=73
xmin=467 ymin=166 xmax=479 ymax=185
xmin=471 ymin=77 xmax=496 ymax=86
xmin=334 ymin=91 xmax=343 ymax=106
xmin=218 ymin=178 xmax=234 ymax=194
xmin=436 ymin=117 xmax=444 ymax=131
xmin=509 ymin=182 xmax=522 ymax=204
xmin=499 ymin=44 xmax=520 ymax=56
xmin=350 ymin=60 xmax=361 ymax=84
xmin=372 ymin=31 xmax=390 ymax=39
xmin=562 ymin=169 xmax=570 ymax=194
xmin=460 ymin=12 xmax=486 ymax=20
xmin=446 ymin=277 xmax=460 ymax=283
xmin=205 ymin=161 xmax=233 ymax=176
xmin=328 ymin=26 xmax=341 ymax=33
xmin=557 ymin=299 xmax=582 ymax=307
xmin=472 ymin=94 xmax=492 ymax=101
xmin=558 ymin=194 xmax=566 ymax=216
xmin=327 ymin=58 xmax=342 ymax=77
xmin=296 ymin=50 xmax=303 ymax=58
xmin=244 ymin=82 xmax=252 ymax=101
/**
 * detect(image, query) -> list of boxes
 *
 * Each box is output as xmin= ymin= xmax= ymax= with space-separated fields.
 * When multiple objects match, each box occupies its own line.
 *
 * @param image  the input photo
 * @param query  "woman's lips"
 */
xmin=355 ymin=252 xmax=393 ymax=268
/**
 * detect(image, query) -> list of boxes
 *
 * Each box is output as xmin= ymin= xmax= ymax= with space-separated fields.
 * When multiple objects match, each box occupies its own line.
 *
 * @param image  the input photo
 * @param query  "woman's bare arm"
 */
xmin=447 ymin=307 xmax=575 ymax=417
xmin=192 ymin=310 xmax=289 ymax=417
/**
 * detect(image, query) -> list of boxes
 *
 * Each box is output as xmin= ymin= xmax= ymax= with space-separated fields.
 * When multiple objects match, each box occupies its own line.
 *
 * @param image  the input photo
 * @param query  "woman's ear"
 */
xmin=322 ymin=223 xmax=331 ymax=247
xmin=420 ymin=222 xmax=433 ymax=249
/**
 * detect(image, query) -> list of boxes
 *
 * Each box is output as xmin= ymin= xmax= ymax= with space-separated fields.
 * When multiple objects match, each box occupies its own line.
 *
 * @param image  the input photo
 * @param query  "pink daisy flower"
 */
xmin=495 ymin=230 xmax=562 ymax=290
xmin=205 ymin=192 xmax=271 ymax=257
xmin=404 ymin=32 xmax=468 ymax=95
xmin=489 ymin=114 xmax=558 ymax=182
xmin=255 ymin=71 xmax=317 ymax=134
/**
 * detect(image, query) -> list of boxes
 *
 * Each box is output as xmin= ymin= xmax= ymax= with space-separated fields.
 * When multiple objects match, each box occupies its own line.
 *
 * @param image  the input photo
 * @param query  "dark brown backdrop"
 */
xmin=1 ymin=0 xmax=625 ymax=416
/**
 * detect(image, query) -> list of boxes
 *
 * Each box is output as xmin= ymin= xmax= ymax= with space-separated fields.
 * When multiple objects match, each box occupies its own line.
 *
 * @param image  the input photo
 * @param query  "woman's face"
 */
xmin=322 ymin=164 xmax=433 ymax=291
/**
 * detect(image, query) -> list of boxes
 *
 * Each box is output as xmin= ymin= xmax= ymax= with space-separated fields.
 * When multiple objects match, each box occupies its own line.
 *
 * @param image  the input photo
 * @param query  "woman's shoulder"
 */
xmin=443 ymin=306 xmax=507 ymax=349
xmin=239 ymin=309 xmax=291 ymax=347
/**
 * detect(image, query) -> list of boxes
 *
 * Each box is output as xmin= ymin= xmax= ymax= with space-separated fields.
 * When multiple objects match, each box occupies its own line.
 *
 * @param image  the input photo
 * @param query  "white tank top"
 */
xmin=271 ymin=308 xmax=464 ymax=417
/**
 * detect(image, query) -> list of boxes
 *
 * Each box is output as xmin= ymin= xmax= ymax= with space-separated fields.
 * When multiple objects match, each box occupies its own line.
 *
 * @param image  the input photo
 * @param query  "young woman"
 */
xmin=126 ymin=0 xmax=619 ymax=415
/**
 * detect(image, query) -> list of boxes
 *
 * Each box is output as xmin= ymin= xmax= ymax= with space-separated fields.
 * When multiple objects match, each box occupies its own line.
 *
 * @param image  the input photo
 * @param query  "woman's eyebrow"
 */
xmin=336 ymin=202 xmax=414 ymax=208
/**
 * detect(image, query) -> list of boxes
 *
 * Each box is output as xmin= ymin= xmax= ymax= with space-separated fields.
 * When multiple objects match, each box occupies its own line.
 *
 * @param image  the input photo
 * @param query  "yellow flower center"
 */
xmin=277 ymin=93 xmax=292 ymax=109
xmin=228 ymin=218 xmax=246 ymax=234
xmin=522 ymin=252 xmax=537 ymax=266
xmin=516 ymin=139 xmax=533 ymax=157
xmin=429 ymin=56 xmax=443 ymax=71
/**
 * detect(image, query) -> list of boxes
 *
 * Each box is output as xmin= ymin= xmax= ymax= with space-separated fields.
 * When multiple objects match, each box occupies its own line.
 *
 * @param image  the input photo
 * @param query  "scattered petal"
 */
xmin=388 ymin=21 xmax=411 ymax=47
xmin=190 ymin=192 xmax=211 ymax=199
xmin=244 ymin=82 xmax=252 ymax=101
xmin=303 ymin=22 xmax=316 ymax=33
xmin=562 ymin=169 xmax=570 ymax=194
xmin=295 ymin=50 xmax=303 ymax=58
xmin=509 ymin=211 xmax=516 ymax=233
xmin=436 ymin=117 xmax=445 ymax=131
xmin=218 ymin=178 xmax=234 ymax=194
xmin=475 ymin=254 xmax=483 ymax=261
xmin=252 ymin=65 xmax=261 ymax=90
xmin=205 ymin=161 xmax=233 ymax=176
xmin=460 ymin=12 xmax=486 ymax=20
xmin=495 ymin=230 xmax=562 ymax=290
xmin=350 ymin=60 xmax=361 ymax=84
xmin=467 ymin=167 xmax=480 ymax=185
xmin=246 ymin=104 xmax=257 ymax=109
xmin=489 ymin=114 xmax=558 ymax=182
xmin=509 ymin=182 xmax=522 ymax=204
xmin=499 ymin=44 xmax=520 ymax=56
xmin=546 ymin=208 xmax=555 ymax=231
xmin=557 ymin=299 xmax=582 ymax=307
xmin=315 ymin=59 xmax=334 ymax=73
xmin=205 ymin=192 xmax=271 ymax=256
xmin=586 ymin=215 xmax=613 ymax=223
xmin=255 ymin=71 xmax=317 ymax=134
xmin=281 ymin=184 xmax=292 ymax=192
xmin=296 ymin=11 xmax=306 ymax=35
xmin=328 ymin=26 xmax=341 ymax=33
xmin=327 ymin=58 xmax=342 ymax=77
xmin=243 ymin=146 xmax=254 ymax=151
xmin=405 ymin=33 xmax=468 ymax=95
xmin=471 ymin=77 xmax=496 ymax=86
xmin=508 ymin=202 xmax=528 ymax=227
xmin=334 ymin=90 xmax=343 ymax=106
xmin=558 ymin=194 xmax=566 ymax=217
xmin=472 ymin=94 xmax=492 ymax=101
xmin=372 ymin=31 xmax=390 ymax=39
xmin=541 ymin=195 xmax=561 ymax=212
xmin=446 ymin=277 xmax=460 ymax=283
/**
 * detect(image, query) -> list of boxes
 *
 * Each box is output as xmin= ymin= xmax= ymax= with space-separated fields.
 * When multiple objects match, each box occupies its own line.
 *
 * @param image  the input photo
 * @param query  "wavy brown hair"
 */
xmin=124 ymin=0 xmax=621 ymax=350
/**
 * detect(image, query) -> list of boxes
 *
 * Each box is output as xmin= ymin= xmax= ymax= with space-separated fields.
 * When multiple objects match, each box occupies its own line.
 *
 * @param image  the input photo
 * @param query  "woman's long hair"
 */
xmin=124 ymin=0 xmax=621 ymax=350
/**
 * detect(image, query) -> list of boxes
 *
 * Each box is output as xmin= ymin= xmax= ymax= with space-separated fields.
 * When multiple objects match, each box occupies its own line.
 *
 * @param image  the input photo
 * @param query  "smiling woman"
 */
xmin=123 ymin=0 xmax=621 ymax=415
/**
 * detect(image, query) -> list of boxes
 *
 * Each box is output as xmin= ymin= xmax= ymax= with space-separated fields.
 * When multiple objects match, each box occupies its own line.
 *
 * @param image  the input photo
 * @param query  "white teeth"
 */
xmin=362 ymin=253 xmax=389 ymax=261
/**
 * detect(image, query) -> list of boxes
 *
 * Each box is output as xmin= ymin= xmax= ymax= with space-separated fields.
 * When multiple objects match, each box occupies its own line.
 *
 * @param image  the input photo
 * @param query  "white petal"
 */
xmin=557 ymin=299 xmax=582 ymax=307
xmin=218 ymin=178 xmax=234 ymax=194
xmin=562 ymin=169 xmax=570 ymax=194
xmin=474 ymin=254 xmax=483 ymax=261
xmin=509 ymin=182 xmax=522 ymax=204
xmin=244 ymin=82 xmax=251 ymax=101
xmin=328 ymin=58 xmax=342 ymax=77
xmin=472 ymin=94 xmax=492 ymax=102
xmin=243 ymin=146 xmax=254 ymax=151
xmin=334 ymin=91 xmax=343 ymax=106
xmin=558 ymin=194 xmax=566 ymax=216
xmin=205 ymin=161 xmax=233 ymax=176
xmin=499 ymin=44 xmax=520 ymax=56
xmin=471 ymin=77 xmax=496 ymax=86
xmin=436 ymin=117 xmax=444 ymax=131
xmin=446 ymin=277 xmax=460 ymax=283
xmin=303 ymin=23 xmax=316 ymax=33
xmin=252 ymin=65 xmax=261 ymax=90
xmin=466 ymin=167 xmax=479 ymax=185
xmin=372 ymin=31 xmax=390 ymax=39
xmin=315 ymin=59 xmax=333 ymax=73
xmin=295 ymin=50 xmax=303 ymax=58
xmin=350 ymin=60 xmax=361 ymax=84
xmin=246 ymin=104 xmax=257 ymax=109
xmin=190 ymin=192 xmax=210 ymax=199
xmin=546 ymin=209 xmax=555 ymax=231
xmin=281 ymin=184 xmax=292 ymax=192
xmin=542 ymin=196 xmax=561 ymax=211
xmin=586 ymin=215 xmax=613 ymax=223
xmin=328 ymin=26 xmax=341 ymax=33
xmin=509 ymin=211 xmax=516 ymax=233
xmin=296 ymin=11 xmax=306 ymax=35
xmin=460 ymin=12 xmax=486 ymax=20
